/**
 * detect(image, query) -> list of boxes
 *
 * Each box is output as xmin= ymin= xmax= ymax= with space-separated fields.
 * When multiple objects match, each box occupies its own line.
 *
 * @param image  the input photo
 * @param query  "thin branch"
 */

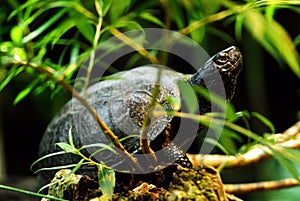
xmin=139 ymin=68 xmax=163 ymax=162
xmin=187 ymin=121 xmax=300 ymax=168
xmin=5 ymin=61 xmax=144 ymax=172
xmin=83 ymin=0 xmax=103 ymax=98
xmin=110 ymin=28 xmax=160 ymax=64
xmin=224 ymin=178 xmax=300 ymax=194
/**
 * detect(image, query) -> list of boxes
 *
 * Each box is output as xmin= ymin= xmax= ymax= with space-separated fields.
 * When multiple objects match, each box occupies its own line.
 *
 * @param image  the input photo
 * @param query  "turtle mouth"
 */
xmin=215 ymin=46 xmax=243 ymax=72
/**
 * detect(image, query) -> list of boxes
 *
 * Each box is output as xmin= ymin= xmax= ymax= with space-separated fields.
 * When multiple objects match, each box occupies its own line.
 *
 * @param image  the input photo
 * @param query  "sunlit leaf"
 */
xmin=234 ymin=14 xmax=244 ymax=42
xmin=46 ymin=1 xmax=97 ymax=21
xmin=22 ymin=8 xmax=68 ymax=43
xmin=244 ymin=10 xmax=300 ymax=78
xmin=190 ymin=25 xmax=206 ymax=44
xmin=10 ymin=26 xmax=23 ymax=45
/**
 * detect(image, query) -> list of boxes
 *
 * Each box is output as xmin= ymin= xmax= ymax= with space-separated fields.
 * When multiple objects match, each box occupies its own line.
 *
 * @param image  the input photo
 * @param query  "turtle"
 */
xmin=38 ymin=46 xmax=243 ymax=183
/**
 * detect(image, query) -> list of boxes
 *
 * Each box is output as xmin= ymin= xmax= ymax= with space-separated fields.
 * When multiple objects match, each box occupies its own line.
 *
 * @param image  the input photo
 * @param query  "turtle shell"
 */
xmin=38 ymin=66 xmax=189 ymax=181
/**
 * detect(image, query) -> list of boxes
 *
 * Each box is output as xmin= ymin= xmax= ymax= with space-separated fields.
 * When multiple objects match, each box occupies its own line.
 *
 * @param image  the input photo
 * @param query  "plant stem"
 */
xmin=83 ymin=0 xmax=103 ymax=98
xmin=110 ymin=28 xmax=160 ymax=64
xmin=0 ymin=184 xmax=67 ymax=201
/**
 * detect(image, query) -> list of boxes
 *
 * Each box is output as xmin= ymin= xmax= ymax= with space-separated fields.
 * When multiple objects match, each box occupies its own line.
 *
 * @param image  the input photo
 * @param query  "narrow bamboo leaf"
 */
xmin=68 ymin=128 xmax=75 ymax=148
xmin=13 ymin=78 xmax=40 ymax=105
xmin=234 ymin=14 xmax=244 ymax=41
xmin=190 ymin=26 xmax=206 ymax=44
xmin=114 ymin=20 xmax=143 ymax=31
xmin=22 ymin=8 xmax=68 ymax=43
xmin=177 ymin=80 xmax=198 ymax=114
xmin=204 ymin=138 xmax=231 ymax=155
xmin=244 ymin=10 xmax=300 ymax=78
xmin=30 ymin=151 xmax=67 ymax=170
xmin=0 ymin=66 xmax=24 ymax=91
xmin=46 ymin=1 xmax=97 ymax=21
xmin=80 ymin=143 xmax=116 ymax=154
xmin=170 ymin=0 xmax=185 ymax=29
xmin=8 ymin=0 xmax=40 ymax=20
xmin=100 ymin=0 xmax=112 ymax=17
xmin=110 ymin=0 xmax=131 ymax=23
xmin=251 ymin=112 xmax=275 ymax=133
xmin=138 ymin=12 xmax=165 ymax=27
xmin=294 ymin=34 xmax=300 ymax=46
xmin=272 ymin=149 xmax=300 ymax=182
xmin=68 ymin=10 xmax=95 ymax=44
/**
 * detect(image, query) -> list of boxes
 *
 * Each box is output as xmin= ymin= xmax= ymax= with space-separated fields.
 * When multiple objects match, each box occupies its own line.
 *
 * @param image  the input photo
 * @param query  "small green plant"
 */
xmin=31 ymin=128 xmax=118 ymax=199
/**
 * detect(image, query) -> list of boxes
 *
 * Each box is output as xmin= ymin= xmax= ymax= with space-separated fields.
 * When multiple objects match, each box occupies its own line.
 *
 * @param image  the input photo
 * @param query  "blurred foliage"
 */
xmin=0 ymin=0 xmax=299 ymax=101
xmin=0 ymin=0 xmax=300 ymax=200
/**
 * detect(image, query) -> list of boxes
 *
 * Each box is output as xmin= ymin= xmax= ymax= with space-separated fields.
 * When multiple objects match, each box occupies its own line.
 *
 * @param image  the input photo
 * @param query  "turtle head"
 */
xmin=190 ymin=46 xmax=243 ymax=101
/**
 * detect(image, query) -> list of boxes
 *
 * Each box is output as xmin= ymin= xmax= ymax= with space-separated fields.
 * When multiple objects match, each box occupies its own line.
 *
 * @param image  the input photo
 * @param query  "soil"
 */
xmin=42 ymin=164 xmax=242 ymax=201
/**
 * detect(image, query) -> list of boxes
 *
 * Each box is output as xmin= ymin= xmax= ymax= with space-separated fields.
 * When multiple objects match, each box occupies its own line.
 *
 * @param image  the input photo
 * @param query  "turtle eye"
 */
xmin=215 ymin=54 xmax=229 ymax=65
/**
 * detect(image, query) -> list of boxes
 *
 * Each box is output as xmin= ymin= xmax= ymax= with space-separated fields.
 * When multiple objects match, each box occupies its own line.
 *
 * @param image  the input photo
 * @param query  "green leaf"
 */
xmin=169 ymin=0 xmax=185 ymax=29
xmin=10 ymin=25 xmax=23 ymax=45
xmin=251 ymin=112 xmax=275 ymax=133
xmin=138 ymin=12 xmax=165 ymax=27
xmin=13 ymin=78 xmax=40 ymax=105
xmin=30 ymin=151 xmax=67 ymax=171
xmin=80 ymin=143 xmax=116 ymax=157
xmin=45 ymin=1 xmax=97 ymax=21
xmin=244 ymin=10 xmax=300 ymax=78
xmin=177 ymin=80 xmax=198 ymax=114
xmin=68 ymin=10 xmax=95 ymax=44
xmin=110 ymin=0 xmax=131 ymax=23
xmin=204 ymin=138 xmax=231 ymax=155
xmin=294 ymin=34 xmax=300 ymax=46
xmin=0 ymin=66 xmax=22 ymax=91
xmin=22 ymin=8 xmax=68 ymax=43
xmin=193 ymin=85 xmax=236 ymax=120
xmin=68 ymin=128 xmax=75 ymax=148
xmin=272 ymin=147 xmax=300 ymax=182
xmin=114 ymin=20 xmax=143 ymax=31
xmin=100 ymin=0 xmax=112 ymax=17
xmin=190 ymin=25 xmax=205 ymax=44
xmin=98 ymin=164 xmax=115 ymax=200
xmin=234 ymin=14 xmax=244 ymax=41
xmin=55 ymin=142 xmax=74 ymax=153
